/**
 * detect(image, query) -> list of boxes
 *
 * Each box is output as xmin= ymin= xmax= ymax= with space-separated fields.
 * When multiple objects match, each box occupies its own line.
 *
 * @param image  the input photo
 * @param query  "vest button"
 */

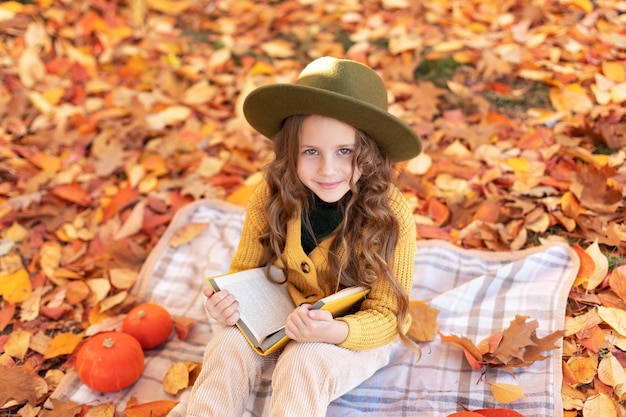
xmin=301 ymin=262 xmax=310 ymax=273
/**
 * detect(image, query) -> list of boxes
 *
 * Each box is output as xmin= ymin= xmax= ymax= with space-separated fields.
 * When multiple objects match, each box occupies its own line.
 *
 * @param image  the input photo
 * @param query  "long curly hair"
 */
xmin=261 ymin=114 xmax=416 ymax=351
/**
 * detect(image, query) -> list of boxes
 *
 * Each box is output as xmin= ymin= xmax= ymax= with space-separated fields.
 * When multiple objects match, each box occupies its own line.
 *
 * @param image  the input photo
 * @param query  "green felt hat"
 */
xmin=243 ymin=57 xmax=421 ymax=162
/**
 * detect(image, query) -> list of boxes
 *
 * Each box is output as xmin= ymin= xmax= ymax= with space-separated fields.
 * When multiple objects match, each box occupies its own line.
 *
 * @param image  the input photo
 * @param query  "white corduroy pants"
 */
xmin=186 ymin=326 xmax=394 ymax=417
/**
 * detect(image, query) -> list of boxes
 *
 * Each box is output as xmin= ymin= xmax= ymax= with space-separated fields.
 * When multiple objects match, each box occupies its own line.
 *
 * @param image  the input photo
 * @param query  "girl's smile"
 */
xmin=297 ymin=115 xmax=362 ymax=203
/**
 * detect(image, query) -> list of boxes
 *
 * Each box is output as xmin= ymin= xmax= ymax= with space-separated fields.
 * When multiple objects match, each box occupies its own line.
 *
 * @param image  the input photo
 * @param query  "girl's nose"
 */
xmin=318 ymin=156 xmax=337 ymax=175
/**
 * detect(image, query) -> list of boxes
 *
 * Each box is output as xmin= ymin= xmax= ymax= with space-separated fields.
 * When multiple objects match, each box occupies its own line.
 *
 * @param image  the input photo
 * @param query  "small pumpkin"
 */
xmin=76 ymin=331 xmax=144 ymax=393
xmin=123 ymin=302 xmax=173 ymax=350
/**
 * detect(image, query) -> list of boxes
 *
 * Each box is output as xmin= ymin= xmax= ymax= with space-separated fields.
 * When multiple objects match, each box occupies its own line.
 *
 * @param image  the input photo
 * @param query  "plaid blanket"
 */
xmin=51 ymin=199 xmax=579 ymax=417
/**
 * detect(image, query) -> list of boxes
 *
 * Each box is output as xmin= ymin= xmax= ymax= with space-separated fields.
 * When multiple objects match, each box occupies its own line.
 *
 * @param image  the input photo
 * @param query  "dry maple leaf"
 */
xmin=441 ymin=315 xmax=564 ymax=373
xmin=39 ymin=398 xmax=82 ymax=417
xmin=407 ymin=300 xmax=440 ymax=342
xmin=0 ymin=366 xmax=42 ymax=407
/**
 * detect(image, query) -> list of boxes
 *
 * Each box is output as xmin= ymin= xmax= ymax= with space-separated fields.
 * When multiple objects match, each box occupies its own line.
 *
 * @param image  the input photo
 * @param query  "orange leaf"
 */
xmin=123 ymin=400 xmax=179 ymax=417
xmin=43 ymin=331 xmax=85 ymax=359
xmin=29 ymin=151 xmax=61 ymax=172
xmin=102 ymin=186 xmax=139 ymax=221
xmin=472 ymin=202 xmax=500 ymax=223
xmin=226 ymin=185 xmax=256 ymax=207
xmin=474 ymin=408 xmax=525 ymax=416
xmin=561 ymin=191 xmax=581 ymax=218
xmin=427 ymin=198 xmax=449 ymax=226
xmin=407 ymin=300 xmax=440 ymax=342
xmin=439 ymin=333 xmax=483 ymax=369
xmin=609 ymin=265 xmax=626 ymax=302
xmin=173 ymin=316 xmax=196 ymax=341
xmin=416 ymin=224 xmax=453 ymax=241
xmin=50 ymin=183 xmax=92 ymax=207
xmin=571 ymin=243 xmax=595 ymax=287
xmin=0 ymin=303 xmax=16 ymax=332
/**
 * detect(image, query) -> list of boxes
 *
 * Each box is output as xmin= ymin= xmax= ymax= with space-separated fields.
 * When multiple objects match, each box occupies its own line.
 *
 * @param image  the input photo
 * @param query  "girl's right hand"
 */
xmin=202 ymin=287 xmax=240 ymax=326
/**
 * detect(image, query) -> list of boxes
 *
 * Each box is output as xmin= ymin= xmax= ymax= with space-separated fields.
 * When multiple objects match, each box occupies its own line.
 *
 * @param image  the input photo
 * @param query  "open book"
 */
xmin=206 ymin=266 xmax=369 ymax=355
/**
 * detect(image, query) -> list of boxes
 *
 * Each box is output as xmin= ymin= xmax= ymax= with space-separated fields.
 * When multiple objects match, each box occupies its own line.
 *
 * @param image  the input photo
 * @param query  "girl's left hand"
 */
xmin=284 ymin=305 xmax=349 ymax=344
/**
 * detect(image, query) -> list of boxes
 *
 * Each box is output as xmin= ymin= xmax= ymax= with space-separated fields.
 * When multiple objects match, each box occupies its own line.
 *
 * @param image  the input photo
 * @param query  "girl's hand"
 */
xmin=284 ymin=304 xmax=349 ymax=344
xmin=202 ymin=287 xmax=240 ymax=326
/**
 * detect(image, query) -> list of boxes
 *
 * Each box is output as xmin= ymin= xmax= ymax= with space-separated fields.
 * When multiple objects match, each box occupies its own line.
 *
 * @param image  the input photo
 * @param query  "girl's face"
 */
xmin=297 ymin=115 xmax=362 ymax=203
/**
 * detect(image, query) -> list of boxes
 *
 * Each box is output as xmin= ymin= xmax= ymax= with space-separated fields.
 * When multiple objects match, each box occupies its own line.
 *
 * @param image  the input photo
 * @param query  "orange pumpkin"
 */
xmin=123 ymin=302 xmax=173 ymax=350
xmin=76 ymin=331 xmax=144 ymax=393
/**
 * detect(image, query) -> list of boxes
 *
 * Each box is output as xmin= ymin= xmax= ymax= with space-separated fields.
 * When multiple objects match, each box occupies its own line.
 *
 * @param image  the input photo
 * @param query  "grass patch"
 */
xmin=482 ymin=79 xmax=552 ymax=117
xmin=413 ymin=56 xmax=465 ymax=88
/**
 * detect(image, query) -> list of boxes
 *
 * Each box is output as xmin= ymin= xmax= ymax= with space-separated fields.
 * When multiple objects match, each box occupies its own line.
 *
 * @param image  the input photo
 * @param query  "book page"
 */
xmin=209 ymin=267 xmax=295 ymax=347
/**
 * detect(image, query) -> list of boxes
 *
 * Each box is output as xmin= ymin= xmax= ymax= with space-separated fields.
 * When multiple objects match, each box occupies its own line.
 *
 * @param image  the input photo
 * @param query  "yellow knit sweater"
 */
xmin=228 ymin=180 xmax=417 ymax=351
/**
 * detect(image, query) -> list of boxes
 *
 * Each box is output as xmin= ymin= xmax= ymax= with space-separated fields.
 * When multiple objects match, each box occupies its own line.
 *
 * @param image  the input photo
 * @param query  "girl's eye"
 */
xmin=303 ymin=149 xmax=318 ymax=156
xmin=338 ymin=148 xmax=352 ymax=155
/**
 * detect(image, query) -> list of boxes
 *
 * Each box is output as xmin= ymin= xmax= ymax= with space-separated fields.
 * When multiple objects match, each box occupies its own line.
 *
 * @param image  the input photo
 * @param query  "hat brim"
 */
xmin=243 ymin=84 xmax=421 ymax=162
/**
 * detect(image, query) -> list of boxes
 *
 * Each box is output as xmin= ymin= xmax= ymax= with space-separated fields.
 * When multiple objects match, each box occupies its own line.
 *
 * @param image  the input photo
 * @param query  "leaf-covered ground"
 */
xmin=1 ymin=0 xmax=626 ymax=416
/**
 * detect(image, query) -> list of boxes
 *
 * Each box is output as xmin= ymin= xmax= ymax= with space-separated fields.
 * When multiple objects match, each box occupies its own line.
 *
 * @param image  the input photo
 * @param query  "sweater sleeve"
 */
xmin=336 ymin=185 xmax=417 ymax=351
xmin=228 ymin=181 xmax=270 ymax=273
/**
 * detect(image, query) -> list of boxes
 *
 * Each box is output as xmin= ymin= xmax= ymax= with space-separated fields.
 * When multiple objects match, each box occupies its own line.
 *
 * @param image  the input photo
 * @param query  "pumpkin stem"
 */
xmin=103 ymin=337 xmax=115 ymax=348
xmin=138 ymin=310 xmax=145 ymax=318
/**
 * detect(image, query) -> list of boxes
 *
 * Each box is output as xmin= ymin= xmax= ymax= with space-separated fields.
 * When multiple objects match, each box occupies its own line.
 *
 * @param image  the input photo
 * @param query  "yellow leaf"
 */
xmin=146 ymin=105 xmax=192 ymax=130
xmin=42 ymin=87 xmax=65 ymax=106
xmin=162 ymin=362 xmax=189 ymax=395
xmin=611 ymin=83 xmax=626 ymax=104
xmin=43 ymin=331 xmax=85 ymax=359
xmin=602 ymin=61 xmax=626 ymax=82
xmin=146 ymin=0 xmax=189 ymax=14
xmin=108 ymin=267 xmax=139 ymax=290
xmin=598 ymin=354 xmax=626 ymax=389
xmin=226 ymin=185 xmax=256 ymax=207
xmin=405 ymin=152 xmax=432 ymax=176
xmin=113 ymin=199 xmax=146 ymax=240
xmin=582 ymin=393 xmax=617 ymax=417
xmin=490 ymin=382 xmax=525 ymax=403
xmin=563 ymin=0 xmax=594 ymax=12
xmin=260 ymin=39 xmax=295 ymax=58
xmin=99 ymin=290 xmax=128 ymax=312
xmin=83 ymin=402 xmax=115 ymax=417
xmin=5 ymin=329 xmax=31 ymax=360
xmin=585 ymin=240 xmax=609 ymax=291
xmin=169 ymin=222 xmax=209 ymax=248
xmin=567 ymin=355 xmax=598 ymax=384
xmin=0 ymin=1 xmax=24 ymax=13
xmin=4 ymin=221 xmax=28 ymax=242
xmin=39 ymin=241 xmax=62 ymax=282
xmin=505 ymin=157 xmax=529 ymax=173
xmin=0 ymin=268 xmax=32 ymax=303
xmin=85 ymin=278 xmax=111 ymax=306
xmin=250 ymin=61 xmax=275 ymax=76
xmin=598 ymin=306 xmax=626 ymax=338
xmin=550 ymin=85 xmax=594 ymax=113
xmin=432 ymin=40 xmax=464 ymax=52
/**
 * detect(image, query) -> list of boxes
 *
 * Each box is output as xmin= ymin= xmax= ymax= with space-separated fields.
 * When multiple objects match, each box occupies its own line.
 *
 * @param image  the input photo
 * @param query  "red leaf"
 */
xmin=102 ymin=186 xmax=139 ymax=221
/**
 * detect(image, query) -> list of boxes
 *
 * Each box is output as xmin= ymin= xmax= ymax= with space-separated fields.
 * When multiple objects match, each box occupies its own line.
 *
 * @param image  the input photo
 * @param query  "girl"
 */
xmin=187 ymin=56 xmax=422 ymax=417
